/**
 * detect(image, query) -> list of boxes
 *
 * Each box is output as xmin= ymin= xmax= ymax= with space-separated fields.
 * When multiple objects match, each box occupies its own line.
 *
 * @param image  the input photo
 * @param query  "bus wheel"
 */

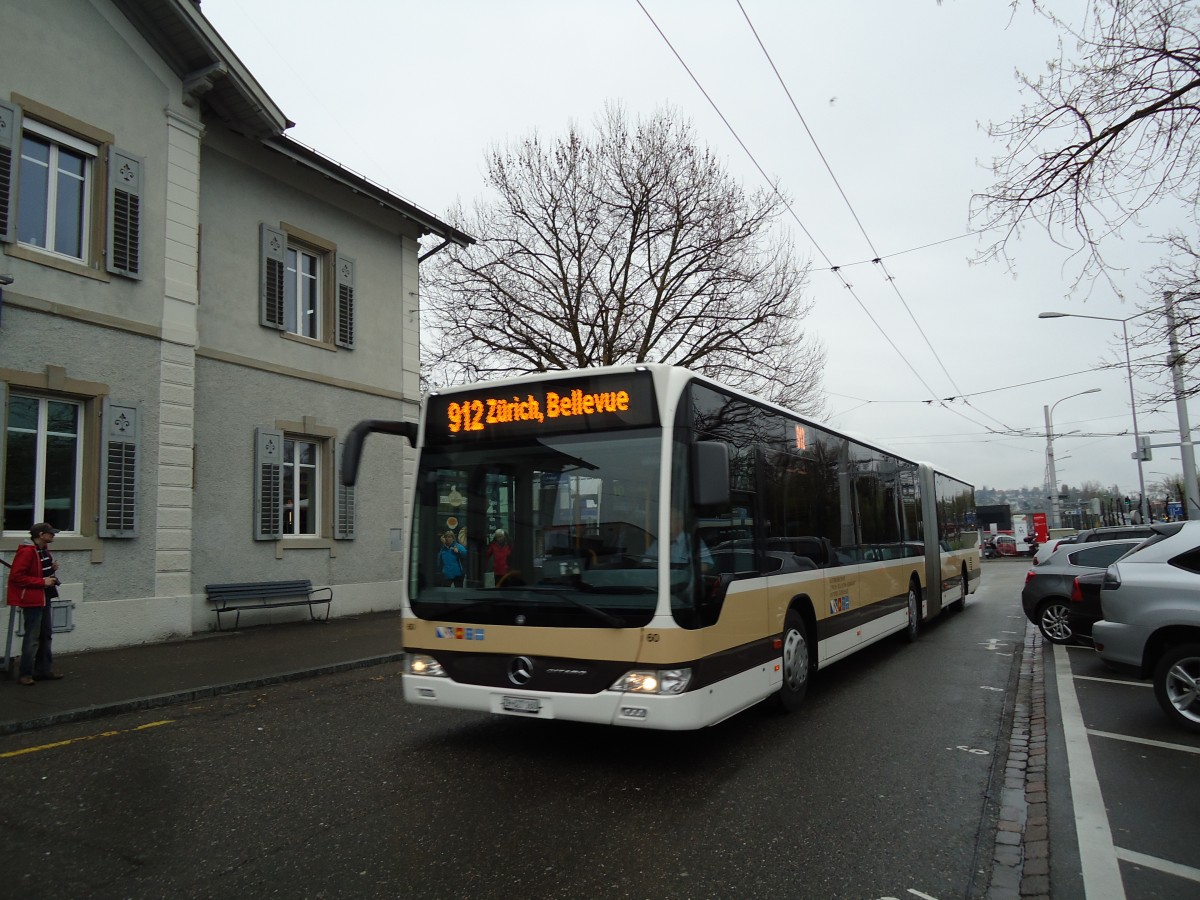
xmin=776 ymin=609 xmax=811 ymax=712
xmin=949 ymin=568 xmax=967 ymax=613
xmin=904 ymin=582 xmax=921 ymax=643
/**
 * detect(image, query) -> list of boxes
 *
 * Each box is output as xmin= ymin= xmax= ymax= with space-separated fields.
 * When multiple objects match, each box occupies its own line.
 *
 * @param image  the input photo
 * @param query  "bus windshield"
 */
xmin=409 ymin=428 xmax=685 ymax=628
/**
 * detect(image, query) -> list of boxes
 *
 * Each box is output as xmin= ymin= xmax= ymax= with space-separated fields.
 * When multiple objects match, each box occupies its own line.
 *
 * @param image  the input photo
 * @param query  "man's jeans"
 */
xmin=19 ymin=605 xmax=53 ymax=679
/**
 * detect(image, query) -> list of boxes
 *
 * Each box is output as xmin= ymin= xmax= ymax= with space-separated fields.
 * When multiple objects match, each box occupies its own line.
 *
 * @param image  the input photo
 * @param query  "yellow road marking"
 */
xmin=0 ymin=720 xmax=174 ymax=759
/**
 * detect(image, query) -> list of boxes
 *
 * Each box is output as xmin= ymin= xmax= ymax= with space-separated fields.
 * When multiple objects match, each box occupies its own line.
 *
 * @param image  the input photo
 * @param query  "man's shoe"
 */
xmin=34 ymin=672 xmax=64 ymax=681
xmin=18 ymin=676 xmax=35 ymax=686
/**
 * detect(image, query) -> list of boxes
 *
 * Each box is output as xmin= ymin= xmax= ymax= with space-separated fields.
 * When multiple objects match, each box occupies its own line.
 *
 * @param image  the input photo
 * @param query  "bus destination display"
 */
xmin=429 ymin=371 xmax=658 ymax=443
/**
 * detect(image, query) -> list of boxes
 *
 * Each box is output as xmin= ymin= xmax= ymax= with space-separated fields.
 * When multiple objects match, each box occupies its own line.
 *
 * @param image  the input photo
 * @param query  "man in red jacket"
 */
xmin=6 ymin=523 xmax=63 ymax=685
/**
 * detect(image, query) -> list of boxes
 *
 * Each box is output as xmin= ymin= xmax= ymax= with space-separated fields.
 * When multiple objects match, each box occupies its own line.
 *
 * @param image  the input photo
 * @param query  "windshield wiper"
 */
xmin=421 ymin=590 xmax=626 ymax=627
xmin=520 ymin=587 xmax=625 ymax=627
xmin=426 ymin=593 xmax=503 ymax=620
xmin=578 ymin=583 xmax=656 ymax=595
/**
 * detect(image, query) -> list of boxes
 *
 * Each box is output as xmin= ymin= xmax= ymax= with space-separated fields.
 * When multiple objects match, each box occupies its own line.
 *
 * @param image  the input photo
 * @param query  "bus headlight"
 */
xmin=406 ymin=653 xmax=447 ymax=677
xmin=610 ymin=668 xmax=691 ymax=695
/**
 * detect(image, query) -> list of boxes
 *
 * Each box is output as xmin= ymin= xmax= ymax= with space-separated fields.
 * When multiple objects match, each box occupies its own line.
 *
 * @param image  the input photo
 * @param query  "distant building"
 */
xmin=975 ymin=504 xmax=1013 ymax=533
xmin=1 ymin=0 xmax=472 ymax=649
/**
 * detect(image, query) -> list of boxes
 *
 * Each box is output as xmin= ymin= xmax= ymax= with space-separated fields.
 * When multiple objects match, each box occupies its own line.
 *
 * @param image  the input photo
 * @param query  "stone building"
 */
xmin=1 ymin=0 xmax=471 ymax=649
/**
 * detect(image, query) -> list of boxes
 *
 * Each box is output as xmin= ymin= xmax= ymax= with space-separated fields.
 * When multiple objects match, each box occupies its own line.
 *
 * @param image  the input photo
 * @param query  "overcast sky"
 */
xmin=200 ymin=0 xmax=1197 ymax=500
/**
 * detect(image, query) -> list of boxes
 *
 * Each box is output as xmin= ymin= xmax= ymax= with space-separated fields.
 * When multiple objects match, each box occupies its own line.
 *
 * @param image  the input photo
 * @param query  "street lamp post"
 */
xmin=1045 ymin=388 xmax=1101 ymax=529
xmin=1039 ymin=311 xmax=1150 ymax=524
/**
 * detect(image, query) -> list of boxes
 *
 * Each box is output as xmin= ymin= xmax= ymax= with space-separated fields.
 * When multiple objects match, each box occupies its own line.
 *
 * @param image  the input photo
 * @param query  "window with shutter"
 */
xmin=0 ymin=98 xmax=134 ymax=280
xmin=0 ymin=100 xmax=20 ymax=244
xmin=265 ymin=419 xmax=350 ymax=544
xmin=98 ymin=399 xmax=139 ymax=537
xmin=261 ymin=223 xmax=357 ymax=350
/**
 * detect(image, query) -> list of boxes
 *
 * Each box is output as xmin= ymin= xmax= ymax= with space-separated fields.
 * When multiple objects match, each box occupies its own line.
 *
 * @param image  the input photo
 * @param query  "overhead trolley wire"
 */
xmin=733 ymin=0 xmax=1028 ymax=436
xmin=634 ymin=0 xmax=950 ymax=409
xmin=637 ymin=1 xmax=1028 ymax=442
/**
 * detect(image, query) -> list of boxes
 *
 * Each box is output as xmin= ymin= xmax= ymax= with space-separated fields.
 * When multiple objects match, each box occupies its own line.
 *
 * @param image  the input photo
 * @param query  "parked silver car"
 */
xmin=1020 ymin=539 xmax=1143 ymax=643
xmin=1092 ymin=521 xmax=1200 ymax=733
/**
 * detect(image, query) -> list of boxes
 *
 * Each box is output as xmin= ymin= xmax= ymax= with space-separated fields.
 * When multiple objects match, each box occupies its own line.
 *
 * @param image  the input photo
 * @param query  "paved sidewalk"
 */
xmin=0 ymin=610 xmax=405 ymax=735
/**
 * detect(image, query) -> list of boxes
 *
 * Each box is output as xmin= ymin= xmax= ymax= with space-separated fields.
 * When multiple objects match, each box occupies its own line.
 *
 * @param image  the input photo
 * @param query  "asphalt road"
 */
xmin=0 ymin=570 xmax=1026 ymax=900
xmin=1049 ymin=627 xmax=1200 ymax=899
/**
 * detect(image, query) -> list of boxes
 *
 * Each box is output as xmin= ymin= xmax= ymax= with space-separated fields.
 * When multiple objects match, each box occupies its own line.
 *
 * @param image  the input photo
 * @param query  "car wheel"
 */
xmin=775 ymin=609 xmax=811 ymax=712
xmin=1153 ymin=643 xmax=1200 ymax=733
xmin=904 ymin=581 xmax=921 ymax=643
xmin=949 ymin=567 xmax=967 ymax=613
xmin=1036 ymin=599 xmax=1075 ymax=644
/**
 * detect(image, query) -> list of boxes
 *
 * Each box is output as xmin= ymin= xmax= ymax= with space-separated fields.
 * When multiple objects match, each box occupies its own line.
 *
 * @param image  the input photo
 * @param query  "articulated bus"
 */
xmin=343 ymin=365 xmax=979 ymax=730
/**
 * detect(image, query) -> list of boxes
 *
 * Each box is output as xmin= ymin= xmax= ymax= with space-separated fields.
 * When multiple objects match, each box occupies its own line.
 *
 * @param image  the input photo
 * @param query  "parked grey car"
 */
xmin=1092 ymin=521 xmax=1200 ymax=732
xmin=1020 ymin=539 xmax=1143 ymax=643
xmin=1032 ymin=526 xmax=1153 ymax=566
xmin=1074 ymin=524 xmax=1156 ymax=543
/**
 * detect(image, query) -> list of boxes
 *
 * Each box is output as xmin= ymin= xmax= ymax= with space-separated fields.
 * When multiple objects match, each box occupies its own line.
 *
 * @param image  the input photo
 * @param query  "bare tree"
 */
xmin=1128 ymin=232 xmax=1200 ymax=402
xmin=972 ymin=0 xmax=1200 ymax=291
xmin=421 ymin=104 xmax=825 ymax=415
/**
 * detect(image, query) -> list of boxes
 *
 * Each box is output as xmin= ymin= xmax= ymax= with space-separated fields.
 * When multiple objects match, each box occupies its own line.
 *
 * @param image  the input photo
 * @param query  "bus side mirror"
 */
xmin=341 ymin=419 xmax=419 ymax=486
xmin=692 ymin=441 xmax=730 ymax=508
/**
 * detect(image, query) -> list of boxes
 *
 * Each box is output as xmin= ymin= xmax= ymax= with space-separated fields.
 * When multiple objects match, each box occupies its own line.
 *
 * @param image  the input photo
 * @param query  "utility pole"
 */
xmin=1043 ymin=388 xmax=1100 ymax=530
xmin=1164 ymin=292 xmax=1200 ymax=519
xmin=1044 ymin=404 xmax=1059 ymax=530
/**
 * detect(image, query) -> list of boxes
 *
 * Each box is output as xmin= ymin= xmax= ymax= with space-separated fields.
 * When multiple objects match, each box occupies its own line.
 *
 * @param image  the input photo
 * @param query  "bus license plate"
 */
xmin=501 ymin=696 xmax=541 ymax=714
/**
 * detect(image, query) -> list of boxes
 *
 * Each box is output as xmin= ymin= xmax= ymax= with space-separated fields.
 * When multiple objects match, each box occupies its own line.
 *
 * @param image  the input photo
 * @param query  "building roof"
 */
xmin=112 ymin=0 xmax=473 ymax=248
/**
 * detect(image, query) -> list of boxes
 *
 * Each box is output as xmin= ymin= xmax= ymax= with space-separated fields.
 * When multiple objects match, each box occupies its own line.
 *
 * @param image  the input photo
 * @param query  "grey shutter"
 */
xmin=254 ymin=427 xmax=284 ymax=540
xmin=106 ymin=147 xmax=143 ymax=279
xmin=0 ymin=383 xmax=8 ymax=506
xmin=98 ymin=399 xmax=139 ymax=538
xmin=259 ymin=224 xmax=286 ymax=330
xmin=333 ymin=441 xmax=356 ymax=539
xmin=0 ymin=99 xmax=21 ymax=244
xmin=335 ymin=254 xmax=356 ymax=348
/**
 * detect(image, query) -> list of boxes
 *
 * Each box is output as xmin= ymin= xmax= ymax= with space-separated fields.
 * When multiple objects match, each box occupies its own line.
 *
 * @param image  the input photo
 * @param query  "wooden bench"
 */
xmin=205 ymin=580 xmax=333 ymax=631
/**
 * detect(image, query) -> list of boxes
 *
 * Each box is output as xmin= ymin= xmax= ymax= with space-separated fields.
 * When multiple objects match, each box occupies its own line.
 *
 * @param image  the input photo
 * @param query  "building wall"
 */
xmin=2 ymin=0 xmax=426 ymax=649
xmin=2 ymin=0 xmax=202 ymax=648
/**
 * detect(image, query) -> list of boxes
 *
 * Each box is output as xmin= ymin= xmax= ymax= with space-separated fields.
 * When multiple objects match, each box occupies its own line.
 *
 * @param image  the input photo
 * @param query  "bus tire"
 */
xmin=949 ymin=567 xmax=967 ymax=613
xmin=904 ymin=581 xmax=921 ymax=643
xmin=776 ymin=609 xmax=811 ymax=712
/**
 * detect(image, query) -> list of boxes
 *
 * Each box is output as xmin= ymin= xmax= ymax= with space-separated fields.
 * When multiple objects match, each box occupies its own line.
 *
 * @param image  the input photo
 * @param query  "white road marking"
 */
xmin=1089 ymin=730 xmax=1200 ymax=755
xmin=1053 ymin=642 xmax=1126 ymax=899
xmin=1074 ymin=675 xmax=1150 ymax=688
xmin=1114 ymin=847 xmax=1200 ymax=883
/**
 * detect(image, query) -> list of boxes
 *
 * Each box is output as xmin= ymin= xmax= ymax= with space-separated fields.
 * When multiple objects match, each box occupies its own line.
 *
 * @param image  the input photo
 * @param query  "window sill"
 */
xmin=274 ymin=536 xmax=337 ymax=559
xmin=5 ymin=243 xmax=110 ymax=282
xmin=0 ymin=534 xmax=105 ymax=563
xmin=280 ymin=332 xmax=338 ymax=352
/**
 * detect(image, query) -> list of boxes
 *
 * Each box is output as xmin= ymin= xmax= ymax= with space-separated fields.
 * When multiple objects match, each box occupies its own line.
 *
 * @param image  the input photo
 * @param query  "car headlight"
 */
xmin=407 ymin=653 xmax=447 ymax=677
xmin=610 ymin=668 xmax=692 ymax=695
